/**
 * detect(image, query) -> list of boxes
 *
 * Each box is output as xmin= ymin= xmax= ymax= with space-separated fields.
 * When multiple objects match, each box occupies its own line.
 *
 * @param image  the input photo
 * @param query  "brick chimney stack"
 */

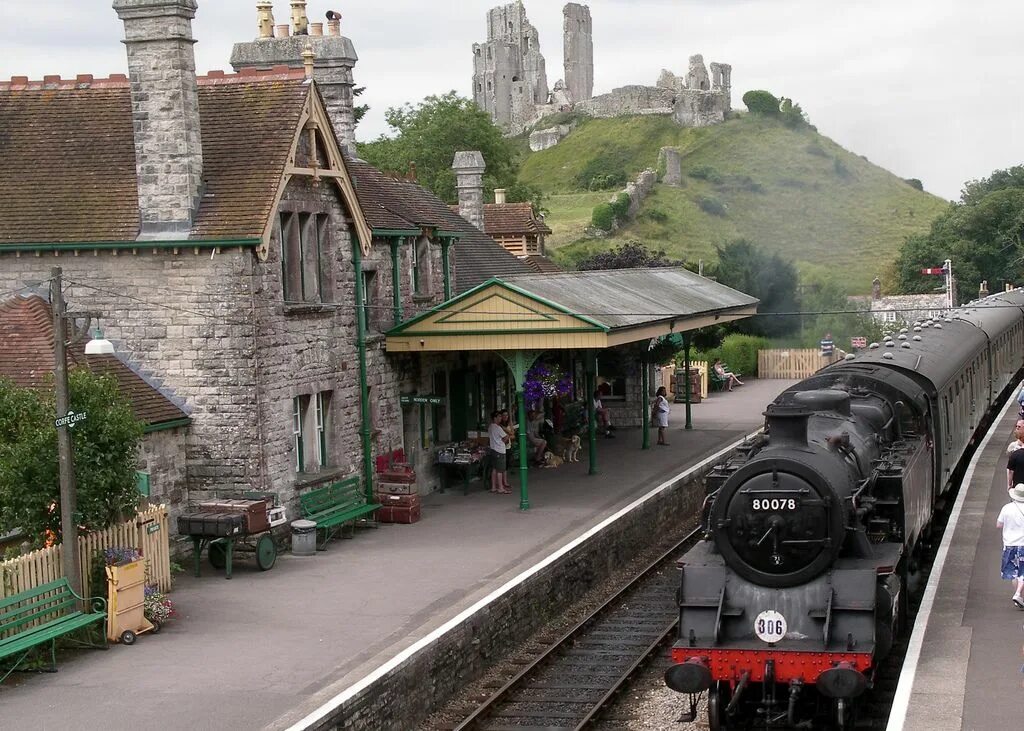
xmin=231 ymin=6 xmax=359 ymax=156
xmin=452 ymin=151 xmax=486 ymax=231
xmin=113 ymin=0 xmax=204 ymax=240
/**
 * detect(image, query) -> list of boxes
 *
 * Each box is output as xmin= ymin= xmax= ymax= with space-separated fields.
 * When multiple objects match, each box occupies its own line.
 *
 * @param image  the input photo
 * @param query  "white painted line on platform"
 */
xmin=284 ymin=428 xmax=764 ymax=731
xmin=886 ymin=384 xmax=1019 ymax=731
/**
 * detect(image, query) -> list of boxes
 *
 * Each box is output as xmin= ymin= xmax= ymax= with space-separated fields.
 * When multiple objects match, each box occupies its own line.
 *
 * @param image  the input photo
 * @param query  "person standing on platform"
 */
xmin=652 ymin=386 xmax=671 ymax=446
xmin=1008 ymin=438 xmax=1024 ymax=491
xmin=488 ymin=410 xmax=510 ymax=494
xmin=996 ymin=484 xmax=1024 ymax=609
xmin=1009 ymin=419 xmax=1024 ymax=455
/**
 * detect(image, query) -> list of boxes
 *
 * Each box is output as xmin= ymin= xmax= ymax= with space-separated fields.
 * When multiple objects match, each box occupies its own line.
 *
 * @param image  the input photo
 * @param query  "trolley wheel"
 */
xmin=209 ymin=541 xmax=227 ymax=569
xmin=120 ymin=630 xmax=137 ymax=646
xmin=151 ymin=621 xmax=161 ymax=634
xmin=708 ymin=681 xmax=730 ymax=731
xmin=256 ymin=533 xmax=277 ymax=571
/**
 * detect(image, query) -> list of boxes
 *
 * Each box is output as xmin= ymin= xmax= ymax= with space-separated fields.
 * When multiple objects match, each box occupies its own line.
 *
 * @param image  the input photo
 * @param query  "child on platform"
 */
xmin=997 ymin=484 xmax=1024 ymax=609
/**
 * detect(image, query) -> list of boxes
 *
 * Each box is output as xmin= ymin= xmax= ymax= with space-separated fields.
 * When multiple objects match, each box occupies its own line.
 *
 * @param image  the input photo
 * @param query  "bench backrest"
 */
xmin=0 ymin=578 xmax=78 ymax=638
xmin=299 ymin=477 xmax=364 ymax=516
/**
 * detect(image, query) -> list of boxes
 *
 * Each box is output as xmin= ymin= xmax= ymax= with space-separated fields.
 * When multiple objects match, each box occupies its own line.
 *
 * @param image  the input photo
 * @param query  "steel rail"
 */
xmin=453 ymin=524 xmax=702 ymax=731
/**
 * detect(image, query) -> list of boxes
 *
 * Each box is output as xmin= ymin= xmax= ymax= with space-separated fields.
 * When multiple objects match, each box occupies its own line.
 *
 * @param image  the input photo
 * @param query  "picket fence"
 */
xmin=758 ymin=349 xmax=845 ymax=379
xmin=0 ymin=505 xmax=171 ymax=600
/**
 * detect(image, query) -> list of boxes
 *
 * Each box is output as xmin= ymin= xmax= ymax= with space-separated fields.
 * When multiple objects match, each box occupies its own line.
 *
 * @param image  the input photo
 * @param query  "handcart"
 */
xmin=106 ymin=558 xmax=157 ymax=645
xmin=177 ymin=496 xmax=288 ymax=579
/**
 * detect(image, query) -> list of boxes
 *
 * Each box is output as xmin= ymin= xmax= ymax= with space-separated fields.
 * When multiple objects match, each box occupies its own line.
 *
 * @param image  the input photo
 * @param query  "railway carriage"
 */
xmin=665 ymin=290 xmax=1024 ymax=729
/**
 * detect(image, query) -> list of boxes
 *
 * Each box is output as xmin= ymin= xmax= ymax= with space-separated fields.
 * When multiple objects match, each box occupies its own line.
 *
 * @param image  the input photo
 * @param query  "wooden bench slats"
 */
xmin=0 ymin=578 xmax=106 ymax=677
xmin=298 ymin=477 xmax=380 ymax=547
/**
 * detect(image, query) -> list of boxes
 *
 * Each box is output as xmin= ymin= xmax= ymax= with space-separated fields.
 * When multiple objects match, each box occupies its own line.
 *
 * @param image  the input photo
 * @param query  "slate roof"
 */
xmin=345 ymin=159 xmax=531 ymax=293
xmin=0 ymin=69 xmax=310 ymax=245
xmin=0 ymin=295 xmax=190 ymax=429
xmin=501 ymin=268 xmax=759 ymax=329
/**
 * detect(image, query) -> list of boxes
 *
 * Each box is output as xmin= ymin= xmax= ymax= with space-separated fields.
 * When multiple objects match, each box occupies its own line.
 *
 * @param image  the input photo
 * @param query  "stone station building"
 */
xmin=0 ymin=0 xmax=759 ymax=542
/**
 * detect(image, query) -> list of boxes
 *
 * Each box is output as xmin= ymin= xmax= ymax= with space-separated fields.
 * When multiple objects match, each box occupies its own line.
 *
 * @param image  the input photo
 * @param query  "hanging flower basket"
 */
xmin=523 ymin=362 xmax=574 ymax=406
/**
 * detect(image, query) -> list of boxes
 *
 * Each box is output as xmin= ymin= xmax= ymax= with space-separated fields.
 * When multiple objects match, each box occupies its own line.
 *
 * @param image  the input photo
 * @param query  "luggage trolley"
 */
xmin=178 ymin=496 xmax=288 ymax=579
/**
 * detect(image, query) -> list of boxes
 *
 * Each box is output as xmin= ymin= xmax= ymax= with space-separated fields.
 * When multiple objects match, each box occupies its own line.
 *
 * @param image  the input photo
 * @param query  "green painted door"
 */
xmin=450 ymin=369 xmax=469 ymax=441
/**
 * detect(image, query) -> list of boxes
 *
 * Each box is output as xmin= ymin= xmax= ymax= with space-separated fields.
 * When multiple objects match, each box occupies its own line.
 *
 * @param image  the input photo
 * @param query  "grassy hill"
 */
xmin=518 ymin=115 xmax=949 ymax=293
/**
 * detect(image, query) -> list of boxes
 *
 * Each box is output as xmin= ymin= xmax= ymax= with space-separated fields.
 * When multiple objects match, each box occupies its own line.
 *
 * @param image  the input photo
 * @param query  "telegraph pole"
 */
xmin=51 ymin=267 xmax=82 ymax=596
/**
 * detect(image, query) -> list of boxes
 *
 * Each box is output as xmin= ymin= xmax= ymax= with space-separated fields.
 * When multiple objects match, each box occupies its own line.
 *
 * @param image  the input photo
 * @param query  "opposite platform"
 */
xmin=892 ymin=387 xmax=1023 ymax=731
xmin=0 ymin=379 xmax=795 ymax=731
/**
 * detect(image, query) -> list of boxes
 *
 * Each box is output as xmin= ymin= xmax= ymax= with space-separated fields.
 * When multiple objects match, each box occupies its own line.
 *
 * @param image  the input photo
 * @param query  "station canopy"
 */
xmin=385 ymin=267 xmax=759 ymax=352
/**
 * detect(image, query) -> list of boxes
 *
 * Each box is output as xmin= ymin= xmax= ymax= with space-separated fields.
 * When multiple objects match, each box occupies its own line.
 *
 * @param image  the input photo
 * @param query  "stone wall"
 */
xmin=577 ymin=85 xmax=675 ymax=118
xmin=138 ymin=426 xmax=190 ymax=537
xmin=528 ymin=122 xmax=575 ymax=152
xmin=293 ymin=446 xmax=731 ymax=730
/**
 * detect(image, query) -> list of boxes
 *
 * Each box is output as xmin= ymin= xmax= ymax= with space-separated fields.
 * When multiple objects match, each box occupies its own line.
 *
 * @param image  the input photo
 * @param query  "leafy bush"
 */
xmin=610 ymin=192 xmax=632 ymax=220
xmin=805 ymin=142 xmax=828 ymax=157
xmin=728 ymin=176 xmax=764 ymax=194
xmin=779 ymin=97 xmax=808 ymax=129
xmin=688 ymin=165 xmax=723 ymax=183
xmin=591 ymin=203 xmax=615 ymax=231
xmin=576 ymin=241 xmax=684 ymax=270
xmin=696 ymin=195 xmax=727 ymax=216
xmin=904 ymin=178 xmax=924 ymax=191
xmin=833 ymin=157 xmax=852 ymax=179
xmin=693 ymin=334 xmax=771 ymax=377
xmin=742 ymin=90 xmax=781 ymax=116
xmin=575 ymin=150 xmax=630 ymax=191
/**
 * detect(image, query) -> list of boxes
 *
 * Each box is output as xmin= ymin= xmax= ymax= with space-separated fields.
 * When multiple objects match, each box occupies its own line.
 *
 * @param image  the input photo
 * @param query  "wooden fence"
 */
xmin=0 ymin=505 xmax=171 ymax=600
xmin=758 ymin=349 xmax=844 ymax=379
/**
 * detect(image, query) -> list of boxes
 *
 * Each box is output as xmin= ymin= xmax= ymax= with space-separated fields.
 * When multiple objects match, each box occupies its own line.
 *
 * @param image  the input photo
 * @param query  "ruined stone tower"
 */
xmin=472 ymin=1 xmax=548 ymax=131
xmin=230 ymin=2 xmax=359 ymax=156
xmin=563 ymin=3 xmax=593 ymax=104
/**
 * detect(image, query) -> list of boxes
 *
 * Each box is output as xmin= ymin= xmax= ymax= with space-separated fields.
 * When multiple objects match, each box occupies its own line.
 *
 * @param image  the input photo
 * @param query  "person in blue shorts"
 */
xmin=997 ymin=484 xmax=1024 ymax=609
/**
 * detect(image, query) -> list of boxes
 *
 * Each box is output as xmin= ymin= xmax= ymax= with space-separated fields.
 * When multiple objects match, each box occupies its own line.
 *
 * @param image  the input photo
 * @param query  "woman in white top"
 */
xmin=652 ymin=386 xmax=671 ymax=446
xmin=997 ymin=483 xmax=1024 ymax=609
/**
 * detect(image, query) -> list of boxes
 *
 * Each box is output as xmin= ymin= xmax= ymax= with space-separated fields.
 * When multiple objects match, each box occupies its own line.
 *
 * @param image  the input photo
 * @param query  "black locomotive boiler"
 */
xmin=665 ymin=290 xmax=1024 ymax=729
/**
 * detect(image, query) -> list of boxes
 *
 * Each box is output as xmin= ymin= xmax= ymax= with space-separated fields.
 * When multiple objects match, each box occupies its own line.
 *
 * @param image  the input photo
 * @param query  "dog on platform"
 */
xmin=541 ymin=451 xmax=564 ymax=468
xmin=563 ymin=434 xmax=581 ymax=463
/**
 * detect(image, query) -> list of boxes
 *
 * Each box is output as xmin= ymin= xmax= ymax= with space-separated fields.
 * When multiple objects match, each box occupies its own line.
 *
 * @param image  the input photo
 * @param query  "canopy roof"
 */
xmin=386 ymin=268 xmax=758 ymax=352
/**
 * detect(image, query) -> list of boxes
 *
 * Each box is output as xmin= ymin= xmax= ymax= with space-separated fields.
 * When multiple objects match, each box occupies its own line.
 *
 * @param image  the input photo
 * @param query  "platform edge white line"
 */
xmin=885 ymin=384 xmax=1019 ymax=731
xmin=283 ymin=428 xmax=763 ymax=731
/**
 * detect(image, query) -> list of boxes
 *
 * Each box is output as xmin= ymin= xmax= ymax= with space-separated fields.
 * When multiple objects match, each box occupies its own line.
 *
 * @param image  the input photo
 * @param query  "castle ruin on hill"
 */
xmin=471 ymin=1 xmax=732 ymax=148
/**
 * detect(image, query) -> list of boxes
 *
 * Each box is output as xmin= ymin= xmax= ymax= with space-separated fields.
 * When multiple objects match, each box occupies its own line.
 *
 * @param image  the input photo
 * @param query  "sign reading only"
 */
xmin=54 ymin=410 xmax=87 ymax=429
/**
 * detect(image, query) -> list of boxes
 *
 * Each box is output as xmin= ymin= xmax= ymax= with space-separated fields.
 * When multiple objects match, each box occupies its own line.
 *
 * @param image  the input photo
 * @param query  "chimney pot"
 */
xmin=276 ymin=24 xmax=290 ymax=38
xmin=493 ymin=188 xmax=507 ymax=205
xmin=291 ymin=1 xmax=309 ymax=35
xmin=256 ymin=1 xmax=274 ymax=39
xmin=310 ymin=22 xmax=323 ymax=36
xmin=871 ymin=277 xmax=882 ymax=301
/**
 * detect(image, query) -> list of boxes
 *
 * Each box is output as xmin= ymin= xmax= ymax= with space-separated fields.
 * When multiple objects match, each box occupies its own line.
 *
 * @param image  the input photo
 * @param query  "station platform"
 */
xmin=0 ymin=379 xmax=796 ymax=731
xmin=891 ymin=390 xmax=1023 ymax=731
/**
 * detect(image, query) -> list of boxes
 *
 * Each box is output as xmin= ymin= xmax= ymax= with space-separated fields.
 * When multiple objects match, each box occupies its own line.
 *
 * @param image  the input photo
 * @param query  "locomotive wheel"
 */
xmin=256 ymin=534 xmax=277 ymax=571
xmin=208 ymin=541 xmax=227 ymax=570
xmin=708 ymin=681 xmax=730 ymax=731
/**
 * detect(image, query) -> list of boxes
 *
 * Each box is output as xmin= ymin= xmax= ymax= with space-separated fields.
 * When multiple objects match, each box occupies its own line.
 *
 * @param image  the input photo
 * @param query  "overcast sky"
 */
xmin=2 ymin=0 xmax=1021 ymax=200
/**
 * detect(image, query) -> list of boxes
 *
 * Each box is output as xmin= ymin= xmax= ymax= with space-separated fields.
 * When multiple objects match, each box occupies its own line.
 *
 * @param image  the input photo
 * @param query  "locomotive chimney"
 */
xmin=764 ymin=404 xmax=810 ymax=447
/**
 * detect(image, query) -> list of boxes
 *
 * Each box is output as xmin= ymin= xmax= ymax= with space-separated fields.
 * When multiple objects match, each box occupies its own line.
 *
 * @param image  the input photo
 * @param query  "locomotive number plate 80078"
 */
xmin=750 ymin=498 xmax=799 ymax=511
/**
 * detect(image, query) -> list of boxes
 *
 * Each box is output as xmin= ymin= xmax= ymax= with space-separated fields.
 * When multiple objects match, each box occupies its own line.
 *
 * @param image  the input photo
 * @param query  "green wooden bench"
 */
xmin=0 ymin=578 xmax=107 ymax=681
xmin=298 ymin=477 xmax=381 ymax=549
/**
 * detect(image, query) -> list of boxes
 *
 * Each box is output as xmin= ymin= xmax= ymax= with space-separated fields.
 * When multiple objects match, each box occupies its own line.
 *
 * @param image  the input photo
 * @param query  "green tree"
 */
xmin=356 ymin=91 xmax=520 ymax=203
xmin=576 ymin=241 xmax=686 ymax=270
xmin=894 ymin=165 xmax=1024 ymax=300
xmin=0 ymin=370 xmax=144 ymax=545
xmin=742 ymin=90 xmax=781 ymax=116
xmin=712 ymin=239 xmax=800 ymax=338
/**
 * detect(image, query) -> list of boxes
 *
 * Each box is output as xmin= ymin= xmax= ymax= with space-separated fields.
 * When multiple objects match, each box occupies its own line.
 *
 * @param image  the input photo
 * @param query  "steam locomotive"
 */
xmin=665 ymin=290 xmax=1024 ymax=729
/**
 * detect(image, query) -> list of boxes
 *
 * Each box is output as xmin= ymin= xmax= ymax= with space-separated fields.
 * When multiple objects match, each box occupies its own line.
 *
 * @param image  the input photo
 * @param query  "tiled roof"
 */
xmin=345 ymin=160 xmax=532 ymax=293
xmin=523 ymin=255 xmax=562 ymax=274
xmin=483 ymin=203 xmax=552 ymax=236
xmin=0 ymin=69 xmax=310 ymax=245
xmin=0 ymin=295 xmax=189 ymax=429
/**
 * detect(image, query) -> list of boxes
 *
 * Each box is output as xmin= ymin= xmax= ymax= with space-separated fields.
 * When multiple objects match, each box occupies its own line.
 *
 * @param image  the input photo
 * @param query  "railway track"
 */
xmin=452 ymin=526 xmax=703 ymax=731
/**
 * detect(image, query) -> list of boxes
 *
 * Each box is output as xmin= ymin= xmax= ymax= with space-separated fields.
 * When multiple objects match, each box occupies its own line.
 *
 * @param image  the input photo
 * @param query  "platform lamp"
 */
xmin=84 ymin=328 xmax=115 ymax=355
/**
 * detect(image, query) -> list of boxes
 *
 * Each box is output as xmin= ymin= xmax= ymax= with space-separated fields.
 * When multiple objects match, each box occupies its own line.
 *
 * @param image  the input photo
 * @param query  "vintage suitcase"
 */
xmin=379 ymin=465 xmax=416 ymax=484
xmin=377 ymin=480 xmax=417 ymax=496
xmin=197 ymin=499 xmax=269 ymax=533
xmin=374 ymin=492 xmax=421 ymax=508
xmin=177 ymin=512 xmax=244 ymax=537
xmin=377 ymin=505 xmax=421 ymax=524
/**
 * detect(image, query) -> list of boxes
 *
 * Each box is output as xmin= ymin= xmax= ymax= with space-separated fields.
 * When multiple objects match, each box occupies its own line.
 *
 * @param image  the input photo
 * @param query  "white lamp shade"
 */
xmin=84 ymin=334 xmax=115 ymax=355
